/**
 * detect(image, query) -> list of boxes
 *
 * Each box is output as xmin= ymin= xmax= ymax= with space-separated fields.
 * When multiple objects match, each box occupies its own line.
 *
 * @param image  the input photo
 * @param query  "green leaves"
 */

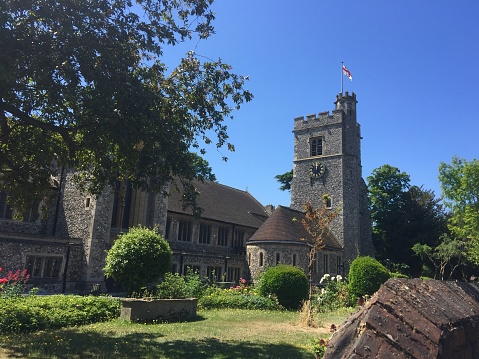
xmin=367 ymin=165 xmax=447 ymax=276
xmin=0 ymin=0 xmax=252 ymax=210
xmin=439 ymin=156 xmax=479 ymax=264
xmin=274 ymin=170 xmax=293 ymax=191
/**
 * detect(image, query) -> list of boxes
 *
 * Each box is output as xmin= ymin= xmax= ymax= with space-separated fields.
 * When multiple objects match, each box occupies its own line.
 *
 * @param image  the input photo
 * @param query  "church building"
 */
xmin=0 ymin=92 xmax=373 ymax=292
xmin=247 ymin=92 xmax=374 ymax=283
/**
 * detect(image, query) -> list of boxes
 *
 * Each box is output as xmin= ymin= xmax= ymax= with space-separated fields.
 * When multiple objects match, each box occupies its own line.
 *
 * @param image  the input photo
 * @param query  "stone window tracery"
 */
xmin=199 ymin=223 xmax=211 ymax=244
xmin=310 ymin=137 xmax=323 ymax=157
xmin=25 ymin=255 xmax=63 ymax=278
xmin=217 ymin=226 xmax=228 ymax=246
xmin=178 ymin=220 xmax=192 ymax=241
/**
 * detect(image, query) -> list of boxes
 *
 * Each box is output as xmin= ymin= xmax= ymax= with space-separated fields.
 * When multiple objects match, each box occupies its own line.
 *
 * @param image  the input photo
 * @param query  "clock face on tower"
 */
xmin=310 ymin=162 xmax=325 ymax=178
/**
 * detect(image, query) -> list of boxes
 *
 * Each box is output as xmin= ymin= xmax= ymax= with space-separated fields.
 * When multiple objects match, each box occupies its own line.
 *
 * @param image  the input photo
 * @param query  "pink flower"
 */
xmin=0 ymin=278 xmax=8 ymax=284
xmin=240 ymin=278 xmax=246 ymax=284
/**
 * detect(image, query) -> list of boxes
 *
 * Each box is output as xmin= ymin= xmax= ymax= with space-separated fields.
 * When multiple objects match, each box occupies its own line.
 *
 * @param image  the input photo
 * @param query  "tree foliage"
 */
xmin=274 ymin=170 xmax=293 ymax=191
xmin=0 ymin=0 xmax=252 ymax=211
xmin=439 ymin=156 xmax=479 ymax=265
xmin=412 ymin=234 xmax=464 ymax=280
xmin=367 ymin=165 xmax=447 ymax=276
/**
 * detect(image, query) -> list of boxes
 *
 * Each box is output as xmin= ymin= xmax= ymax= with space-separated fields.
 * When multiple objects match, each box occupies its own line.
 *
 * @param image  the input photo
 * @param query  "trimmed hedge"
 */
xmin=348 ymin=256 xmax=390 ymax=297
xmin=0 ymin=295 xmax=120 ymax=334
xmin=103 ymin=226 xmax=172 ymax=295
xmin=258 ymin=265 xmax=308 ymax=310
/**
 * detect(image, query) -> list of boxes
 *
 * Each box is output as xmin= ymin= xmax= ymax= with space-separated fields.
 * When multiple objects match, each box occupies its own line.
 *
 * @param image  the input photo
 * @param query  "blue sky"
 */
xmin=165 ymin=1 xmax=479 ymax=207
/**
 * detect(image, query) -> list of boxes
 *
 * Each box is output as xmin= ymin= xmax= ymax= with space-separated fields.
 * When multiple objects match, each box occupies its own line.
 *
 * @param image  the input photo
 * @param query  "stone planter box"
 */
xmin=120 ymin=298 xmax=198 ymax=322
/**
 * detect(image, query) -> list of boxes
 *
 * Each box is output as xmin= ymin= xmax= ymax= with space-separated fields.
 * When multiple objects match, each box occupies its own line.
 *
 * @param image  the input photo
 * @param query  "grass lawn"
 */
xmin=0 ymin=308 xmax=353 ymax=358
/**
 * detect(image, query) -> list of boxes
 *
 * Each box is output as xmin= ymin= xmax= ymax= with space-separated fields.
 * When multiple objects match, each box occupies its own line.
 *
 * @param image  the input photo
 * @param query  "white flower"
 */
xmin=336 ymin=275 xmax=343 ymax=281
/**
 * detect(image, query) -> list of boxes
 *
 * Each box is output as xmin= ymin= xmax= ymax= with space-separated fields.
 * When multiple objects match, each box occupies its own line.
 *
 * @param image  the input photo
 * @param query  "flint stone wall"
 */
xmin=325 ymin=278 xmax=479 ymax=359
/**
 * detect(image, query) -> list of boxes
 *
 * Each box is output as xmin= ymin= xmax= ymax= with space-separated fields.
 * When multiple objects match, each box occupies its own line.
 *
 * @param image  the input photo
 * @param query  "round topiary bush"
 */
xmin=103 ymin=226 xmax=172 ymax=295
xmin=258 ymin=264 xmax=308 ymax=310
xmin=348 ymin=256 xmax=390 ymax=297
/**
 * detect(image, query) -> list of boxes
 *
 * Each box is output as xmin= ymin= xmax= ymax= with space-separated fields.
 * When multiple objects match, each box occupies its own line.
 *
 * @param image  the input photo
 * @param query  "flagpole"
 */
xmin=341 ymin=62 xmax=344 ymax=95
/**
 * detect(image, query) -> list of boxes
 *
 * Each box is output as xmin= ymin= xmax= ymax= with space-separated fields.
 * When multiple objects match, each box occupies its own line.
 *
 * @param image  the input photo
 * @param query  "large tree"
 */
xmin=368 ymin=165 xmax=447 ymax=276
xmin=274 ymin=169 xmax=293 ymax=191
xmin=0 ymin=0 xmax=252 ymax=211
xmin=439 ymin=156 xmax=479 ymax=265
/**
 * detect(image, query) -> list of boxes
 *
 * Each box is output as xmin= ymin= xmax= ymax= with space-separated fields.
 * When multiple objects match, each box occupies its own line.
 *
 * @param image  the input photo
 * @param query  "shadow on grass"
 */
xmin=1 ymin=328 xmax=313 ymax=359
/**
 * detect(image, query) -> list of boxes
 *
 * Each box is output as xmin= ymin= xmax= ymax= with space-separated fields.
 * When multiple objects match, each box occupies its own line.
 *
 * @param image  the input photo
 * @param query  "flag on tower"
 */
xmin=342 ymin=64 xmax=352 ymax=81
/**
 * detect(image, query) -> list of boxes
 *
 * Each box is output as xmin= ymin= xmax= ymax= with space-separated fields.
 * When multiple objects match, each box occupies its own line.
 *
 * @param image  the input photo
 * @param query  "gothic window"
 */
xmin=199 ymin=223 xmax=211 ymax=244
xmin=0 ymin=191 xmax=40 ymax=222
xmin=276 ymin=253 xmax=281 ymax=265
xmin=217 ymin=226 xmax=229 ymax=246
xmin=165 ymin=216 xmax=172 ymax=239
xmin=310 ymin=137 xmax=323 ymax=157
xmin=227 ymin=267 xmax=241 ymax=283
xmin=25 ymin=255 xmax=63 ymax=278
xmin=207 ymin=266 xmax=222 ymax=282
xmin=325 ymin=196 xmax=332 ymax=209
xmin=292 ymin=253 xmax=297 ymax=266
xmin=259 ymin=252 xmax=264 ymax=267
xmin=178 ymin=220 xmax=192 ymax=241
xmin=232 ymin=229 xmax=245 ymax=248
xmin=336 ymin=255 xmax=343 ymax=275
xmin=0 ymin=192 xmax=13 ymax=219
xmin=323 ymin=254 xmax=329 ymax=274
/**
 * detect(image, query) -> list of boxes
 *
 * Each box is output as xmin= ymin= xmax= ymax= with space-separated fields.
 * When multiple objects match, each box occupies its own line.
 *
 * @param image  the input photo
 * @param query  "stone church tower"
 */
xmin=290 ymin=92 xmax=373 ymax=269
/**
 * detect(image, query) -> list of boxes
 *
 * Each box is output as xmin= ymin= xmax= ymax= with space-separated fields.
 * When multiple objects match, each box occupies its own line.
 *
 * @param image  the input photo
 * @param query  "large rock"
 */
xmin=325 ymin=278 xmax=479 ymax=358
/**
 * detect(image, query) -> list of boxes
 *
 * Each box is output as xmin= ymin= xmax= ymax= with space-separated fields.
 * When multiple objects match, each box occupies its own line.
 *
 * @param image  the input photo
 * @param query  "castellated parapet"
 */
xmin=291 ymin=92 xmax=373 ymax=272
xmin=294 ymin=110 xmax=342 ymax=130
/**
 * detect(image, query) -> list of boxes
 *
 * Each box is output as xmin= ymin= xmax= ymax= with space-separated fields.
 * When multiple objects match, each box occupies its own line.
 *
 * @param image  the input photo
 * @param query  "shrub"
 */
xmin=0 ymin=295 xmax=120 ymax=334
xmin=103 ymin=226 xmax=172 ymax=295
xmin=154 ymin=271 xmax=206 ymax=299
xmin=348 ymin=256 xmax=390 ymax=297
xmin=198 ymin=285 xmax=281 ymax=310
xmin=390 ymin=272 xmax=409 ymax=279
xmin=314 ymin=274 xmax=355 ymax=312
xmin=0 ymin=268 xmax=30 ymax=298
xmin=258 ymin=265 xmax=308 ymax=310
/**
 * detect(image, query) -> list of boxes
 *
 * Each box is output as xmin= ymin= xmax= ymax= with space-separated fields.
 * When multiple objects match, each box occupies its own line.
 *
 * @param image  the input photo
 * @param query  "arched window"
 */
xmin=276 ymin=253 xmax=280 ymax=265
xmin=259 ymin=252 xmax=264 ymax=267
xmin=292 ymin=253 xmax=297 ymax=266
xmin=310 ymin=137 xmax=323 ymax=156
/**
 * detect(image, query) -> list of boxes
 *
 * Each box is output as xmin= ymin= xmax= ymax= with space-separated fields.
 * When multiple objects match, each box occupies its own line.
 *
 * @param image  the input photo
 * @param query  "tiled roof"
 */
xmin=167 ymin=180 xmax=268 ymax=229
xmin=247 ymin=205 xmax=342 ymax=250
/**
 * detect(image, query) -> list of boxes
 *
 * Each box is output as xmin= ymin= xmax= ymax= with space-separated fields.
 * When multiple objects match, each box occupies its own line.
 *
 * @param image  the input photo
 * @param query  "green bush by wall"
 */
xmin=103 ymin=226 xmax=172 ymax=295
xmin=258 ymin=265 xmax=308 ymax=310
xmin=348 ymin=256 xmax=390 ymax=297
